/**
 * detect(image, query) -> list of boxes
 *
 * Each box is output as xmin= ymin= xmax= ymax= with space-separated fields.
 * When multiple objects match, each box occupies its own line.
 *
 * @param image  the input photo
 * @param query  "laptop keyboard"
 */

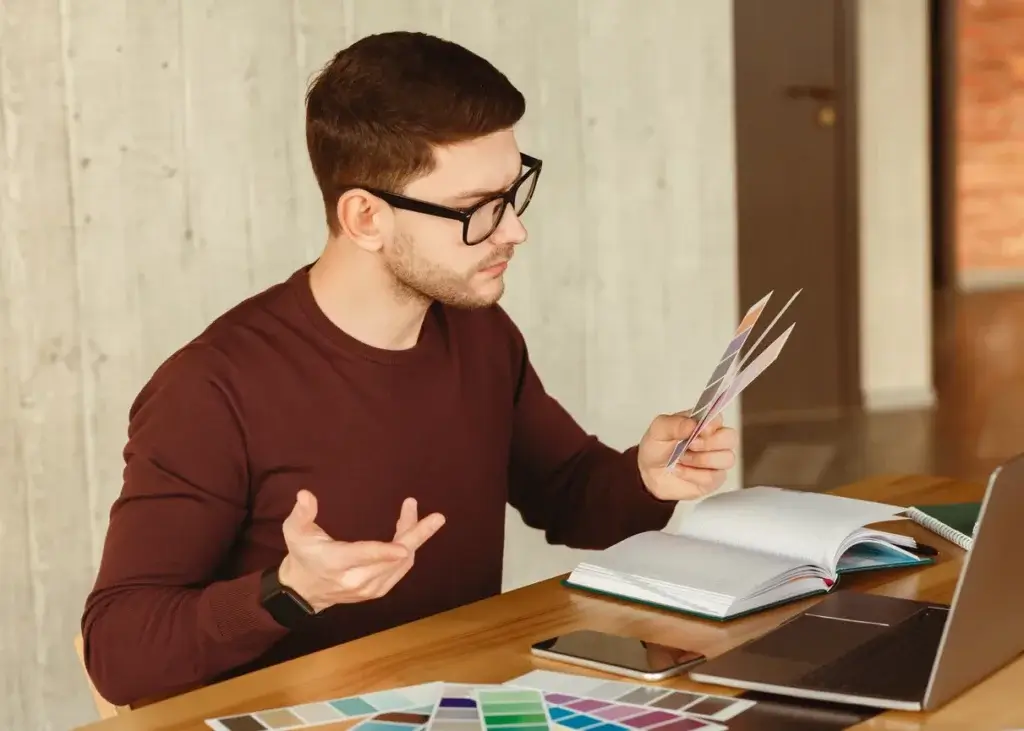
xmin=799 ymin=607 xmax=948 ymax=702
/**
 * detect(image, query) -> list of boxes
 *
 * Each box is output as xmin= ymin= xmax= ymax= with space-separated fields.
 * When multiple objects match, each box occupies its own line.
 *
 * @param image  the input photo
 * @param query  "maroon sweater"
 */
xmin=81 ymin=265 xmax=675 ymax=707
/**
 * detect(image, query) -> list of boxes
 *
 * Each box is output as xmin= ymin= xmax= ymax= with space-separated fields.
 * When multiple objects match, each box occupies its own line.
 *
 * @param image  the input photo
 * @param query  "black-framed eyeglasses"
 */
xmin=358 ymin=153 xmax=542 ymax=246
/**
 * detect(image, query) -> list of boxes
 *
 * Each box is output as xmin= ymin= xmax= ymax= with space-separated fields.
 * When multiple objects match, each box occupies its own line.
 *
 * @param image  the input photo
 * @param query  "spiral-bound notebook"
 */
xmin=906 ymin=501 xmax=981 ymax=550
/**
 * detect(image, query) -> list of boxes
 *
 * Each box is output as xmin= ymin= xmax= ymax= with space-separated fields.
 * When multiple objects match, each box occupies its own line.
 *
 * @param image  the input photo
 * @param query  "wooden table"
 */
xmin=75 ymin=474 xmax=1024 ymax=731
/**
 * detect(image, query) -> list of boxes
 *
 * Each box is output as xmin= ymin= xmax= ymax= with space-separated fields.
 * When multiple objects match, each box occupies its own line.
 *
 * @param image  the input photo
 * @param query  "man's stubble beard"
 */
xmin=384 ymin=232 xmax=509 ymax=309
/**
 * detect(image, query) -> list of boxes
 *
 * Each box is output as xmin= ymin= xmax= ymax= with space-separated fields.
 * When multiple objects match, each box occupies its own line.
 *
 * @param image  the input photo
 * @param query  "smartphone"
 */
xmin=529 ymin=629 xmax=705 ymax=681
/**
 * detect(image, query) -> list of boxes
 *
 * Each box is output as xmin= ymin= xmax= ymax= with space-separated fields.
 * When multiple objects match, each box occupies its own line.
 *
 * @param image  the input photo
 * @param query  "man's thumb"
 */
xmin=286 ymin=489 xmax=318 ymax=530
xmin=647 ymin=412 xmax=696 ymax=441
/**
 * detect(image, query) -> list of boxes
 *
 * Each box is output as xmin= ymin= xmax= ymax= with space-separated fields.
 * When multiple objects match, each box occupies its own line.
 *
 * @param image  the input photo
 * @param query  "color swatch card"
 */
xmin=506 ymin=670 xmax=754 ymax=727
xmin=541 ymin=697 xmax=721 ymax=731
xmin=667 ymin=289 xmax=801 ymax=469
xmin=205 ymin=681 xmax=444 ymax=731
xmin=687 ymin=291 xmax=773 ymax=423
xmin=476 ymin=688 xmax=555 ymax=731
xmin=425 ymin=685 xmax=555 ymax=731
xmin=350 ymin=707 xmax=438 ymax=731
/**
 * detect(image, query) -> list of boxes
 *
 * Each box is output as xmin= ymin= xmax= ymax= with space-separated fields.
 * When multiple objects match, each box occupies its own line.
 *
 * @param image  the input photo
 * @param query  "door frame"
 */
xmin=929 ymin=0 xmax=958 ymax=293
xmin=837 ymin=0 xmax=863 ymax=413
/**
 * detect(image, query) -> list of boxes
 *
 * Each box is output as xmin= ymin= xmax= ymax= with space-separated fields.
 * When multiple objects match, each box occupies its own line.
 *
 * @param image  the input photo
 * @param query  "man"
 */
xmin=81 ymin=31 xmax=738 ymax=707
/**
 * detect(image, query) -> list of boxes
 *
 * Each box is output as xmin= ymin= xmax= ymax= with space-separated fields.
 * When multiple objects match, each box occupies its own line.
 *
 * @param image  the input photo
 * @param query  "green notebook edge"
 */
xmin=560 ymin=554 xmax=934 ymax=622
xmin=910 ymin=502 xmax=981 ymax=537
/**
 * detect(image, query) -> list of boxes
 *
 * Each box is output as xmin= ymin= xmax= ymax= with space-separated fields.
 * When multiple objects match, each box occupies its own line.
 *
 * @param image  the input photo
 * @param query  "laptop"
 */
xmin=688 ymin=454 xmax=1024 ymax=712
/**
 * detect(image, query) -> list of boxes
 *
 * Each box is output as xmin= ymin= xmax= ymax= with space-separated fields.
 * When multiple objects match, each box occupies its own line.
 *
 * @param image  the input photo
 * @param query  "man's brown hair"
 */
xmin=305 ymin=31 xmax=527 ymax=235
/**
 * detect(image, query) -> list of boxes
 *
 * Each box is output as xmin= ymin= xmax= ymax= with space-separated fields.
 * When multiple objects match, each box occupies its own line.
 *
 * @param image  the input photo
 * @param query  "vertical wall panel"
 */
xmin=857 ymin=0 xmax=934 ymax=410
xmin=0 ymin=0 xmax=42 ymax=725
xmin=60 ymin=0 xmax=137 ymax=569
xmin=1 ymin=0 xmax=95 ymax=728
xmin=179 ymin=0 xmax=258 ymax=319
xmin=241 ymin=2 xmax=307 ymax=292
xmin=124 ymin=0 xmax=206 ymax=366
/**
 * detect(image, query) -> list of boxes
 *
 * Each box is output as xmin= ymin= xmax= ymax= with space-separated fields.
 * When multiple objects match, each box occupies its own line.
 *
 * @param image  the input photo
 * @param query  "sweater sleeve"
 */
xmin=81 ymin=346 xmax=288 ymax=707
xmin=499 ymin=314 xmax=676 ymax=549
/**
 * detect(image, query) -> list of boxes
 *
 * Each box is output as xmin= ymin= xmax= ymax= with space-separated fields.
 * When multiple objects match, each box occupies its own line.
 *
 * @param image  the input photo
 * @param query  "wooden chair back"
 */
xmin=73 ymin=634 xmax=128 ymax=719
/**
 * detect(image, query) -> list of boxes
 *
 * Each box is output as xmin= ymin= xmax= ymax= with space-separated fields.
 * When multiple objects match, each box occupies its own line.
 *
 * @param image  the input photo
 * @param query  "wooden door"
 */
xmin=733 ymin=0 xmax=860 ymax=425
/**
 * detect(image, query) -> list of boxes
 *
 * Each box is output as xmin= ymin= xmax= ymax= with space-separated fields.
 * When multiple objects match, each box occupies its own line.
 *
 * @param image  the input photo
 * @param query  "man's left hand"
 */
xmin=637 ymin=412 xmax=738 ymax=501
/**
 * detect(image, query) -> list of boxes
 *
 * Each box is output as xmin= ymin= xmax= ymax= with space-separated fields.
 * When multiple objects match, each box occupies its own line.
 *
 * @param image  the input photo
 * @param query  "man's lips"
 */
xmin=480 ymin=260 xmax=509 ymax=275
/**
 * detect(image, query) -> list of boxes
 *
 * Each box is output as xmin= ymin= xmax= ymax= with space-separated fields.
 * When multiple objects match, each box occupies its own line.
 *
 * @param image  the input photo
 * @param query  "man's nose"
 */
xmin=491 ymin=204 xmax=528 ymax=247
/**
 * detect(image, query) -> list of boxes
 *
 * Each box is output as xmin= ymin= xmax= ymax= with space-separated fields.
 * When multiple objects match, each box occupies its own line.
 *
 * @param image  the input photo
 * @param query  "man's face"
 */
xmin=381 ymin=129 xmax=529 ymax=308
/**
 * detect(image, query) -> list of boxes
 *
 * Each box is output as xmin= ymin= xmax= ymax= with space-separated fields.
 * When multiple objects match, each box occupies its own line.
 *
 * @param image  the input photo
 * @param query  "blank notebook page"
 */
xmin=672 ymin=486 xmax=906 ymax=568
xmin=585 ymin=531 xmax=802 ymax=599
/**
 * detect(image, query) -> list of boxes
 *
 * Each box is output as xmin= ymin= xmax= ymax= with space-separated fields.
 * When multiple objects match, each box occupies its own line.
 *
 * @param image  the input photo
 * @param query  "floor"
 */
xmin=742 ymin=288 xmax=1024 ymax=492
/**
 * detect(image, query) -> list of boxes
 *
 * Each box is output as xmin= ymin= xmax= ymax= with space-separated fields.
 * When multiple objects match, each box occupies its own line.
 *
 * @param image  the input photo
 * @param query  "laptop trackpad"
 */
xmin=744 ymin=614 xmax=889 ymax=666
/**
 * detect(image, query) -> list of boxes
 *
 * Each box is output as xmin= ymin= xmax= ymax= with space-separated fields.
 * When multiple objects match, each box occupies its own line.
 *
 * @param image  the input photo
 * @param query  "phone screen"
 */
xmin=531 ymin=630 xmax=704 ymax=673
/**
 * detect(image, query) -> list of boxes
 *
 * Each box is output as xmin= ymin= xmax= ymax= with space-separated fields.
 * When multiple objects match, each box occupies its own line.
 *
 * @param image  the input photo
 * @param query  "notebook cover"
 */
xmin=836 ymin=556 xmax=934 ymax=575
xmin=911 ymin=502 xmax=981 ymax=537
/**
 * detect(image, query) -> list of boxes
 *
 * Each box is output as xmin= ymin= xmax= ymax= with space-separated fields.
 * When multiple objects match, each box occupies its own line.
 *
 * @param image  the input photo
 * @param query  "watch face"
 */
xmin=280 ymin=585 xmax=314 ymax=614
xmin=260 ymin=566 xmax=314 ymax=628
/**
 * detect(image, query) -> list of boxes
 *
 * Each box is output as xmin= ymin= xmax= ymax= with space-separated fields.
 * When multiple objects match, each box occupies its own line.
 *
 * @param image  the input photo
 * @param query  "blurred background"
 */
xmin=1 ymin=0 xmax=1018 ymax=728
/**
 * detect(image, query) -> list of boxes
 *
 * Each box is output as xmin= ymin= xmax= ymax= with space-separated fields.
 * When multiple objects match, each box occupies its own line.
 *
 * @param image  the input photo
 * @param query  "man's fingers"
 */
xmin=664 ymin=465 xmax=719 ymax=497
xmin=340 ymin=538 xmax=420 ymax=599
xmin=282 ymin=489 xmax=319 ymax=538
xmin=700 ymin=413 xmax=725 ymax=435
xmin=646 ymin=412 xmax=698 ymax=442
xmin=680 ymin=447 xmax=736 ymax=471
xmin=334 ymin=539 xmax=410 ymax=569
xmin=689 ymin=423 xmax=735 ymax=452
xmin=394 ymin=512 xmax=446 ymax=551
xmin=647 ymin=410 xmax=728 ymax=444
xmin=394 ymin=497 xmax=419 ymax=540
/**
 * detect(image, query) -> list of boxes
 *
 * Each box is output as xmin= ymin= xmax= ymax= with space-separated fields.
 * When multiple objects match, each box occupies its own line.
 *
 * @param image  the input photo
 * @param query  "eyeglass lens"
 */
xmin=466 ymin=167 xmax=538 ymax=244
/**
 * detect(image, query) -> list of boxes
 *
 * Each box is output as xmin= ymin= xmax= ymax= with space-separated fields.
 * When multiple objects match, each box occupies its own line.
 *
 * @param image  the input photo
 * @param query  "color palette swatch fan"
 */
xmin=666 ymin=289 xmax=801 ymax=469
xmin=203 ymin=671 xmax=761 ymax=731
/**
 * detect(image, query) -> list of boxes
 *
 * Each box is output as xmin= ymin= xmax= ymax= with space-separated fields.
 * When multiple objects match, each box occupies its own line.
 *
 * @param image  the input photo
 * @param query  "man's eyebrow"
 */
xmin=448 ymin=186 xmax=505 ymax=204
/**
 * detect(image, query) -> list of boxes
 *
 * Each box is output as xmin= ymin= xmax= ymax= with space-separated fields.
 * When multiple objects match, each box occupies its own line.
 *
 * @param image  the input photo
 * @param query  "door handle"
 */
xmin=784 ymin=84 xmax=836 ymax=102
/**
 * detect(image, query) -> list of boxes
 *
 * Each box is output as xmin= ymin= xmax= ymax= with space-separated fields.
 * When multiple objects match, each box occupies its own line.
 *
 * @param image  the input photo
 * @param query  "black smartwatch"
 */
xmin=259 ymin=564 xmax=315 ymax=629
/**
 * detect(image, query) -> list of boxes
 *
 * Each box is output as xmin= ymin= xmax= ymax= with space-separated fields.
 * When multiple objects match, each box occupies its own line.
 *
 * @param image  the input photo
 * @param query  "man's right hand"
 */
xmin=277 ymin=489 xmax=445 ymax=613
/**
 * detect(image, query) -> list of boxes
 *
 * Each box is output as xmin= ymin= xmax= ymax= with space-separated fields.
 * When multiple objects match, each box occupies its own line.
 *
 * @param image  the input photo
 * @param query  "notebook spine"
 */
xmin=907 ymin=509 xmax=972 ymax=550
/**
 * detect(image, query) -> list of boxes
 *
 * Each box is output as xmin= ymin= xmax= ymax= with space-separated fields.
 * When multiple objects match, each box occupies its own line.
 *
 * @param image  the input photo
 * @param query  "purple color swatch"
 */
xmin=593 ymin=706 xmax=646 ymax=721
xmin=565 ymin=699 xmax=610 ymax=713
xmin=621 ymin=710 xmax=678 ymax=728
xmin=544 ymin=693 xmax=577 ymax=705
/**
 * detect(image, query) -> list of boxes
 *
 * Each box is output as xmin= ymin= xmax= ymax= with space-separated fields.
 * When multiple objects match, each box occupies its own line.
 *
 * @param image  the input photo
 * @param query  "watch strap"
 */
xmin=259 ymin=564 xmax=315 ymax=628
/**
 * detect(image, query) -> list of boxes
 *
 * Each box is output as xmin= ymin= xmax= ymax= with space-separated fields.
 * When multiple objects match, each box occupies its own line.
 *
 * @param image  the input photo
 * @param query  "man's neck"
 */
xmin=308 ymin=242 xmax=430 ymax=351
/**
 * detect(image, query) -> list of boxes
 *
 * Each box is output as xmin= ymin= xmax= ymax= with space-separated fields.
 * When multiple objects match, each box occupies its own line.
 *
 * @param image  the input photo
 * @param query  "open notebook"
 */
xmin=565 ymin=486 xmax=931 ymax=621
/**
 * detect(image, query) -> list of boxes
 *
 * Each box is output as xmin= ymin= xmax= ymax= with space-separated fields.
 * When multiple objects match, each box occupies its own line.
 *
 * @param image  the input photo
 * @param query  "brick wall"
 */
xmin=957 ymin=0 xmax=1024 ymax=274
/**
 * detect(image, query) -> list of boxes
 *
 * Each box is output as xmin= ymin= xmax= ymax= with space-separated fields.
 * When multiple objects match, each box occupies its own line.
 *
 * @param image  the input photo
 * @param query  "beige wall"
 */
xmin=0 ymin=1 xmax=929 ymax=729
xmin=857 ymin=0 xmax=935 ymax=411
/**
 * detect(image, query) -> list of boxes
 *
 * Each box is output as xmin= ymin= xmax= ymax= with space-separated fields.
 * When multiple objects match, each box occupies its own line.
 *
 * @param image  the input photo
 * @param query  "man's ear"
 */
xmin=336 ymin=190 xmax=390 ymax=252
